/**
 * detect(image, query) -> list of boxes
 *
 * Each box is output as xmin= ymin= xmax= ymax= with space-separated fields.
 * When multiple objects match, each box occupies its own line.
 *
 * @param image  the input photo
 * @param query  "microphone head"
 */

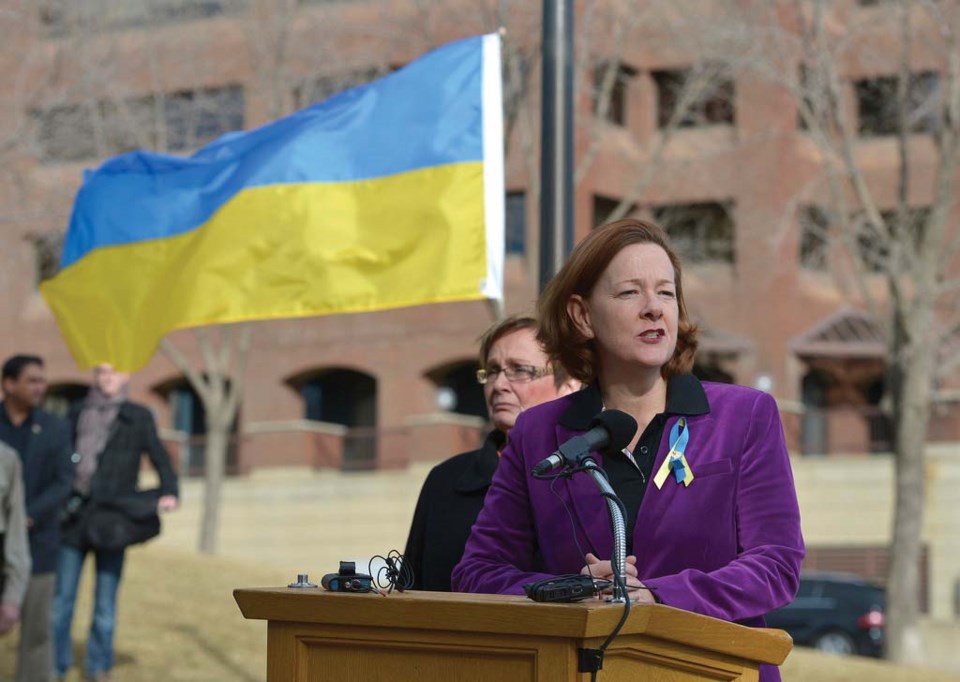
xmin=590 ymin=410 xmax=639 ymax=452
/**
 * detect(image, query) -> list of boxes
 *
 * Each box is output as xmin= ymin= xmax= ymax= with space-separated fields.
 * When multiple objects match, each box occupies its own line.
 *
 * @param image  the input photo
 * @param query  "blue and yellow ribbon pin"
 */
xmin=653 ymin=417 xmax=694 ymax=489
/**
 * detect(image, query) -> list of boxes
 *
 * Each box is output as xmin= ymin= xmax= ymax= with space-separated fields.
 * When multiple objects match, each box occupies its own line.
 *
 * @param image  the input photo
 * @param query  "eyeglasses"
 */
xmin=476 ymin=365 xmax=552 ymax=385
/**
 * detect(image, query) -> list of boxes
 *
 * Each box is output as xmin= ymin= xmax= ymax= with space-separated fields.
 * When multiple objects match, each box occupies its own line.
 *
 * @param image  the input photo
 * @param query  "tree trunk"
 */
xmin=199 ymin=417 xmax=229 ymax=554
xmin=885 ymin=304 xmax=934 ymax=663
xmin=161 ymin=325 xmax=250 ymax=556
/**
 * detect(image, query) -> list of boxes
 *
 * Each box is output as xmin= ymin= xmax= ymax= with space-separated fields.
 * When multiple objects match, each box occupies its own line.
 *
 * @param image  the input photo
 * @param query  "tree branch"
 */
xmin=160 ymin=337 xmax=210 ymax=405
xmin=224 ymin=324 xmax=252 ymax=419
xmin=196 ymin=327 xmax=218 ymax=377
xmin=219 ymin=324 xmax=233 ymax=375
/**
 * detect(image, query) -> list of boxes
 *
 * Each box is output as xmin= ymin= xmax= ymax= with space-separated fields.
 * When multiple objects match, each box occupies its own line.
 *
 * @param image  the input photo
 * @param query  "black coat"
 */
xmin=63 ymin=401 xmax=179 ymax=549
xmin=0 ymin=404 xmax=73 ymax=574
xmin=403 ymin=431 xmax=503 ymax=591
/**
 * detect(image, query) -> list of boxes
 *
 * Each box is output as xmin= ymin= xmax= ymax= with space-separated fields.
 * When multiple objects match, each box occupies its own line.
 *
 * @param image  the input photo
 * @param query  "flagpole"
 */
xmin=538 ymin=0 xmax=574 ymax=292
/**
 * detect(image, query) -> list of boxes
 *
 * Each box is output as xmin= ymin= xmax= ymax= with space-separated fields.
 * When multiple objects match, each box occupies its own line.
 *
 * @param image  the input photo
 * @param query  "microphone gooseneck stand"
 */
xmin=578 ymin=457 xmax=628 ymax=603
xmin=573 ymin=455 xmax=632 ymax=681
xmin=531 ymin=409 xmax=640 ymax=681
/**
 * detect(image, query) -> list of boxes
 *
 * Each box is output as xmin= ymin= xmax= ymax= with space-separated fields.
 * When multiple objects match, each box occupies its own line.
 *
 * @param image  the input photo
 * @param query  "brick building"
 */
xmin=0 ymin=0 xmax=957 ymax=474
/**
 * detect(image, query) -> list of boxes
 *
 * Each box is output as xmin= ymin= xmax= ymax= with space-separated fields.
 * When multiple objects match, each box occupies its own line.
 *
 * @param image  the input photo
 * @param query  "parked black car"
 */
xmin=764 ymin=572 xmax=885 ymax=657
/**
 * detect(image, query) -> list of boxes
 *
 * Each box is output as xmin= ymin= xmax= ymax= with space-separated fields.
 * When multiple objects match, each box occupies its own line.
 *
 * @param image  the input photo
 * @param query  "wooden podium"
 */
xmin=234 ymin=587 xmax=792 ymax=681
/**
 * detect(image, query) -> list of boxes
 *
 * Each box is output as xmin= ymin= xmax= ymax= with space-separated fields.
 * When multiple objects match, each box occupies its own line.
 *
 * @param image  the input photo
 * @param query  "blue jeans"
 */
xmin=52 ymin=544 xmax=125 ymax=678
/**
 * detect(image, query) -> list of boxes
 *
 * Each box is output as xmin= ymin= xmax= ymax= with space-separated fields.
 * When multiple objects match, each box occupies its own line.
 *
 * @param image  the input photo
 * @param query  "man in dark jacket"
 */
xmin=403 ymin=316 xmax=579 ymax=591
xmin=0 ymin=354 xmax=73 ymax=682
xmin=52 ymin=364 xmax=179 ymax=682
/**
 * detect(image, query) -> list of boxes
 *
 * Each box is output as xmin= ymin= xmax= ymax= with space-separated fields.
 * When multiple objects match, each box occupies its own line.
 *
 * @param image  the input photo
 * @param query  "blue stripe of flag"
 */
xmin=61 ymin=35 xmax=485 ymax=268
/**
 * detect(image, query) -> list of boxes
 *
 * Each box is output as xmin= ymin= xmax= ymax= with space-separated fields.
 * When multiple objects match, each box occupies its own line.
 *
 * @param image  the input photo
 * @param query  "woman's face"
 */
xmin=568 ymin=242 xmax=679 ymax=377
xmin=483 ymin=328 xmax=560 ymax=433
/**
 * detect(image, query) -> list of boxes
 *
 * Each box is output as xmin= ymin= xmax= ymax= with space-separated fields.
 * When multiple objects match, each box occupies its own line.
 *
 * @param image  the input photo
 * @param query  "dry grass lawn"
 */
xmin=1 ymin=544 xmax=285 ymax=682
xmin=1 ymin=544 xmax=958 ymax=681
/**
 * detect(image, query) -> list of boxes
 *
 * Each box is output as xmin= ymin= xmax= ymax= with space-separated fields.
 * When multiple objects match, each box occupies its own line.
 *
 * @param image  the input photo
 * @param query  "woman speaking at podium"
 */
xmin=452 ymin=219 xmax=804 ymax=682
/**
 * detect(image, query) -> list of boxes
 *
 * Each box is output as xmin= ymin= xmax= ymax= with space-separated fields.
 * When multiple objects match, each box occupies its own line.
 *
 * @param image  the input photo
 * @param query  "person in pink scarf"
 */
xmin=52 ymin=365 xmax=179 ymax=682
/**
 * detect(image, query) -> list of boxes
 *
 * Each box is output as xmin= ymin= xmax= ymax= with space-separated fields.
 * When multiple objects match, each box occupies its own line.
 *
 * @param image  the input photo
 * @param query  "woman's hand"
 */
xmin=580 ymin=552 xmax=638 ymax=582
xmin=580 ymin=553 xmax=656 ymax=604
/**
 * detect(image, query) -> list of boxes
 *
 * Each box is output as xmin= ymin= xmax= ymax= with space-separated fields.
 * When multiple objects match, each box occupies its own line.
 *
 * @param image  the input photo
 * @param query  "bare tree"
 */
xmin=491 ymin=0 xmax=958 ymax=660
xmin=742 ymin=0 xmax=960 ymax=663
xmin=161 ymin=326 xmax=250 ymax=553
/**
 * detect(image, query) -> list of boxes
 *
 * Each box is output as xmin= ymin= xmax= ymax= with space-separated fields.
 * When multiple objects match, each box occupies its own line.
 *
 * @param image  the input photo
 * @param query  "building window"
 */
xmin=855 ymin=220 xmax=888 ymax=274
xmin=99 ymin=94 xmax=162 ymax=155
xmin=34 ymin=85 xmax=245 ymax=162
xmin=505 ymin=191 xmax=526 ymax=255
xmin=172 ymin=383 xmax=206 ymax=474
xmin=796 ymin=64 xmax=837 ymax=132
xmin=593 ymin=62 xmax=637 ymax=126
xmin=426 ymin=361 xmax=487 ymax=419
xmin=294 ymin=368 xmax=377 ymax=470
xmin=39 ymin=0 xmax=242 ymax=35
xmin=800 ymin=368 xmax=831 ymax=456
xmin=855 ymin=207 xmax=929 ymax=273
xmin=155 ymin=377 xmax=240 ymax=476
xmin=163 ymin=85 xmax=245 ymax=151
xmin=30 ymin=232 xmax=65 ymax=285
xmin=652 ymin=67 xmax=735 ymax=128
xmin=503 ymin=51 xmax=534 ymax=132
xmin=692 ymin=362 xmax=734 ymax=384
xmin=798 ymin=206 xmax=831 ymax=271
xmin=593 ymin=195 xmax=637 ymax=229
xmin=33 ymin=104 xmax=97 ymax=162
xmin=856 ymin=72 xmax=941 ymax=136
xmin=295 ymin=67 xmax=395 ymax=109
xmin=653 ymin=201 xmax=736 ymax=264
xmin=44 ymin=383 xmax=89 ymax=417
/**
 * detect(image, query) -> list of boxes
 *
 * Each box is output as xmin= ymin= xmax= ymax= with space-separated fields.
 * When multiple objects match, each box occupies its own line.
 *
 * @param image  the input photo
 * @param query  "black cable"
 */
xmin=369 ymin=549 xmax=415 ymax=593
xmin=535 ymin=460 xmax=651 ymax=680
xmin=549 ymin=474 xmax=599 ymax=559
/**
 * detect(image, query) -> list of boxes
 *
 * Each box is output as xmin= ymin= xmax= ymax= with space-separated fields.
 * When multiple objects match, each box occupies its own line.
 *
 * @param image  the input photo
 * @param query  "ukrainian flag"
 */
xmin=41 ymin=34 xmax=504 ymax=372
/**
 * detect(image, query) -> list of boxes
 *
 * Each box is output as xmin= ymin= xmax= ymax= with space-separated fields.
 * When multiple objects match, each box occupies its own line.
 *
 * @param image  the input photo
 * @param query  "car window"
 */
xmin=819 ymin=580 xmax=885 ymax=606
xmin=821 ymin=582 xmax=850 ymax=599
xmin=796 ymin=579 xmax=823 ymax=598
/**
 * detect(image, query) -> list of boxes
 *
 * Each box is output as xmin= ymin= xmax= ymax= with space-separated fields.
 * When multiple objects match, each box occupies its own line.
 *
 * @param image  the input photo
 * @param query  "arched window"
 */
xmin=801 ymin=369 xmax=832 ymax=456
xmin=865 ymin=377 xmax=893 ymax=453
xmin=289 ymin=368 xmax=377 ymax=470
xmin=44 ymin=382 xmax=89 ymax=418
xmin=425 ymin=360 xmax=487 ymax=420
xmin=692 ymin=361 xmax=734 ymax=384
xmin=152 ymin=377 xmax=239 ymax=475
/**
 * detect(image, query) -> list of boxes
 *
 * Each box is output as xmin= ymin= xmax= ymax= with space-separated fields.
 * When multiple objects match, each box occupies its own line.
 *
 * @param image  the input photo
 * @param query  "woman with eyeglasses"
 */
xmin=452 ymin=220 xmax=804 ymax=682
xmin=403 ymin=315 xmax=579 ymax=591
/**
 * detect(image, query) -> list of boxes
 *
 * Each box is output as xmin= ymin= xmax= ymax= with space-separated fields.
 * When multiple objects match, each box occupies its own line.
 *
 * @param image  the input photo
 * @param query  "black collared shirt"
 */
xmin=558 ymin=375 xmax=710 ymax=554
xmin=0 ymin=402 xmax=35 ymax=465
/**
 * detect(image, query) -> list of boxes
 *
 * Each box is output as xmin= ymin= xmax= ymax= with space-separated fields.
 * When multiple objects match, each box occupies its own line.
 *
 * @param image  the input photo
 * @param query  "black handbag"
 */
xmin=82 ymin=489 xmax=162 ymax=552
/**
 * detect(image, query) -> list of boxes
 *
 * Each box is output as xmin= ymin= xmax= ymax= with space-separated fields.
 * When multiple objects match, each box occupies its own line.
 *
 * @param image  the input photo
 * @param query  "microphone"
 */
xmin=532 ymin=410 xmax=638 ymax=476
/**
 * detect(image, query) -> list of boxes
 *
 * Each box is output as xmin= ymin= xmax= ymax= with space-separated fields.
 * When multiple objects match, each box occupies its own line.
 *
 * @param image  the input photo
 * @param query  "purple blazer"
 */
xmin=452 ymin=378 xmax=804 ymax=682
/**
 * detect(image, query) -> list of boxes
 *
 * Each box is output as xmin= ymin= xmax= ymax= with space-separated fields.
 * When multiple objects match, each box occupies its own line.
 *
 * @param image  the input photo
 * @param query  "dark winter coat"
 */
xmin=403 ymin=430 xmax=503 ymax=591
xmin=63 ymin=401 xmax=179 ymax=550
xmin=0 ymin=404 xmax=73 ymax=574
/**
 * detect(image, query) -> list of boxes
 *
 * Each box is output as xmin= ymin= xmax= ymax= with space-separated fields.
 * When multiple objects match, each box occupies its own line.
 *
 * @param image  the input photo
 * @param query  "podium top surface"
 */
xmin=234 ymin=587 xmax=792 ymax=665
